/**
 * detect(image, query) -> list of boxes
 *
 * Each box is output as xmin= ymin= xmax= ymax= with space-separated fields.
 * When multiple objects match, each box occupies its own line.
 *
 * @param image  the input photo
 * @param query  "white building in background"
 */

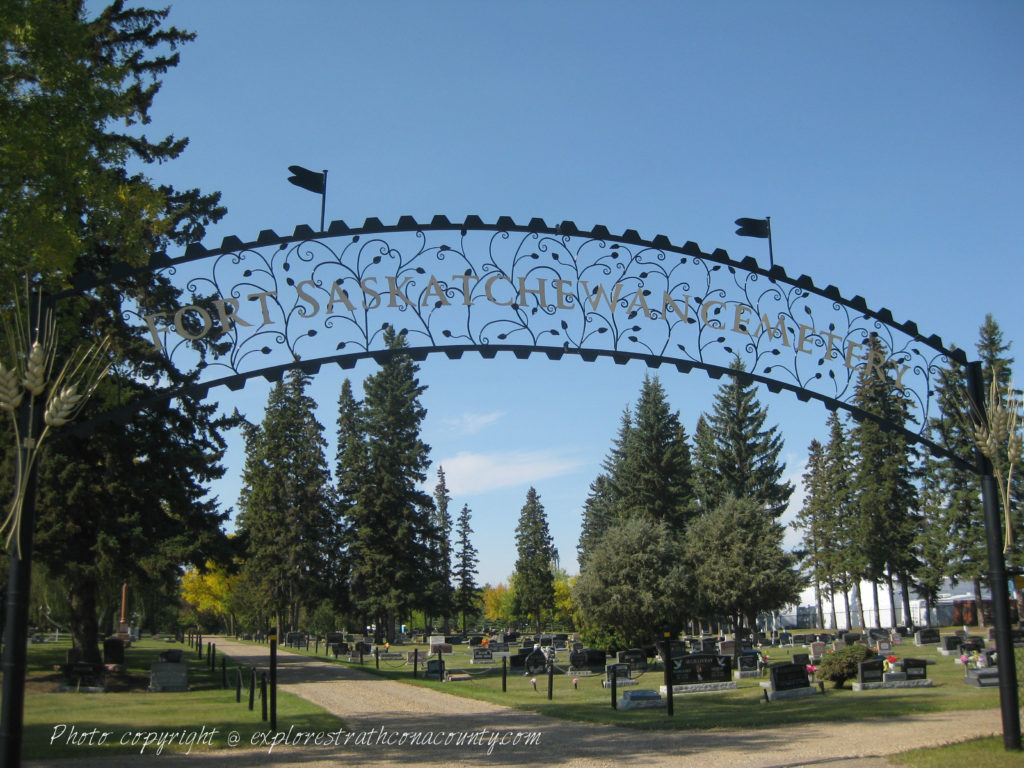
xmin=769 ymin=578 xmax=1013 ymax=630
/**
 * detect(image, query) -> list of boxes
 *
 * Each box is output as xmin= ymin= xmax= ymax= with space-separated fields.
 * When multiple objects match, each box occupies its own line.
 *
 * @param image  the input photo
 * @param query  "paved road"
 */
xmin=26 ymin=637 xmax=1007 ymax=768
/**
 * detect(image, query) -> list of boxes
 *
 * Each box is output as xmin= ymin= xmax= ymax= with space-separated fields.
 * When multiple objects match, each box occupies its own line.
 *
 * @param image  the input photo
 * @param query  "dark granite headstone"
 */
xmin=671 ymin=653 xmax=732 ymax=685
xmin=792 ymin=652 xmax=810 ymax=667
xmin=738 ymin=652 xmax=759 ymax=672
xmin=940 ymin=635 xmax=960 ymax=651
xmin=525 ymin=650 xmax=548 ymax=675
xmin=914 ymin=628 xmax=940 ymax=645
xmin=770 ymin=662 xmax=810 ymax=691
xmin=605 ymin=663 xmax=631 ymax=684
xmin=857 ymin=658 xmax=885 ymax=684
xmin=489 ymin=642 xmax=509 ymax=654
xmin=472 ymin=647 xmax=493 ymax=663
xmin=103 ymin=638 xmax=125 ymax=666
xmin=903 ymin=658 xmax=928 ymax=680
xmin=617 ymin=648 xmax=648 ymax=673
xmin=424 ymin=658 xmax=445 ymax=680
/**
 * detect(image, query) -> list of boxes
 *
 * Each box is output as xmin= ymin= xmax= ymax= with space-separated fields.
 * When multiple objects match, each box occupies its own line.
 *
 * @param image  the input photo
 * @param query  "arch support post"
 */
xmin=968 ymin=361 xmax=1022 ymax=751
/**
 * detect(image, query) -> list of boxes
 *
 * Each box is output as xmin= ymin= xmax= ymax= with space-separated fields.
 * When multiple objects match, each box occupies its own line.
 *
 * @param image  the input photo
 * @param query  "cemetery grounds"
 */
xmin=9 ymin=632 xmax=1022 ymax=767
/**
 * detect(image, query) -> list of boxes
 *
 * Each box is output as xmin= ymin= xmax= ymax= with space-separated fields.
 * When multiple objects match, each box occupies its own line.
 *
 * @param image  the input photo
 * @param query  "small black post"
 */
xmin=269 ymin=629 xmax=278 ymax=731
xmin=663 ymin=635 xmax=674 ymax=716
xmin=235 ymin=667 xmax=242 ymax=702
xmin=248 ymin=667 xmax=256 ymax=711
xmin=260 ymin=672 xmax=267 ymax=721
xmin=210 ymin=642 xmax=215 ymax=669
xmin=547 ymin=659 xmax=554 ymax=700
xmin=315 ymin=636 xmax=320 ymax=655
xmin=375 ymin=646 xmax=380 ymax=669
xmin=413 ymin=648 xmax=418 ymax=678
xmin=611 ymin=671 xmax=617 ymax=710
xmin=502 ymin=656 xmax=507 ymax=692
xmin=197 ymin=633 xmax=203 ymax=659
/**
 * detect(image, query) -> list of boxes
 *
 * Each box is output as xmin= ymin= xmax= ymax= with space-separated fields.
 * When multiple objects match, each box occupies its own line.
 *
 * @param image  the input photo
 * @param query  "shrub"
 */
xmin=817 ymin=644 xmax=875 ymax=689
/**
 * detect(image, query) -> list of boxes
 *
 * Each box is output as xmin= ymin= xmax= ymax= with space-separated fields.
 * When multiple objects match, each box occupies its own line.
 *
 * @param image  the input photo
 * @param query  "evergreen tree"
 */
xmin=819 ymin=412 xmax=860 ymax=629
xmin=614 ymin=375 xmax=695 ymax=530
xmin=694 ymin=358 xmax=793 ymax=517
xmin=849 ymin=335 xmax=919 ymax=628
xmin=453 ymin=504 xmax=480 ymax=634
xmin=347 ymin=328 xmax=435 ymax=642
xmin=794 ymin=438 xmax=828 ymax=628
xmin=686 ymin=495 xmax=804 ymax=656
xmin=513 ymin=487 xmax=557 ymax=632
xmin=429 ymin=467 xmax=455 ymax=631
xmin=577 ymin=408 xmax=631 ymax=568
xmin=572 ymin=515 xmax=693 ymax=650
xmin=331 ymin=378 xmax=363 ymax=616
xmin=10 ymin=0 xmax=229 ymax=664
xmin=236 ymin=370 xmax=337 ymax=631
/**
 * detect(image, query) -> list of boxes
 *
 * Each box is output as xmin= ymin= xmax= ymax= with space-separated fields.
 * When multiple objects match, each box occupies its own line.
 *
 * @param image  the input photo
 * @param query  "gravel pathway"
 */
xmin=26 ymin=637 xmax=1007 ymax=768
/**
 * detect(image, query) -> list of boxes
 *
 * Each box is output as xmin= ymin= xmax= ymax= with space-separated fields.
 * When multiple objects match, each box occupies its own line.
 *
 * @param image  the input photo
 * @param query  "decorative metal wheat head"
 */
xmin=962 ymin=369 xmax=1022 ymax=554
xmin=2 ymin=294 xmax=111 ymax=556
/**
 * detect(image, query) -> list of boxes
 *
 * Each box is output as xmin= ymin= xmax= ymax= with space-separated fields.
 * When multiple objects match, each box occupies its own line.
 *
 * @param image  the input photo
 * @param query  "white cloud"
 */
xmin=441 ymin=411 xmax=504 ymax=436
xmin=438 ymin=449 xmax=585 ymax=496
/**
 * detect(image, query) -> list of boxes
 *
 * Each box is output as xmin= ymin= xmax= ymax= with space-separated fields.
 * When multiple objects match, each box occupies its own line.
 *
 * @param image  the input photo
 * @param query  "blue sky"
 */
xmin=135 ymin=1 xmax=1024 ymax=586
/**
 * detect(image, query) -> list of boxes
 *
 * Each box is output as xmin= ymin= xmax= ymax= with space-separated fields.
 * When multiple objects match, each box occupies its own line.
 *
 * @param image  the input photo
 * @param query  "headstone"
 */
xmin=616 ymin=648 xmax=648 ymax=673
xmin=103 ymin=638 xmax=125 ymax=666
xmin=670 ymin=653 xmax=732 ymax=685
xmin=857 ymin=658 xmax=885 ymax=685
xmin=876 ymin=639 xmax=892 ymax=653
xmin=940 ymin=635 xmax=961 ymax=652
xmin=792 ymin=652 xmax=810 ymax=667
xmin=902 ymin=658 xmax=928 ymax=681
xmin=469 ymin=636 xmax=484 ymax=646
xmin=572 ymin=641 xmax=585 ymax=652
xmin=603 ymin=663 xmax=636 ymax=687
xmin=159 ymin=649 xmax=182 ymax=663
xmin=717 ymin=639 xmax=736 ymax=657
xmin=735 ymin=651 xmax=759 ymax=678
xmin=508 ymin=654 xmax=526 ymax=670
xmin=525 ymin=650 xmax=548 ymax=675
xmin=354 ymin=641 xmax=372 ymax=654
xmin=471 ymin=647 xmax=493 ymax=664
xmin=429 ymin=643 xmax=453 ymax=655
xmin=809 ymin=641 xmax=827 ymax=660
xmin=618 ymin=689 xmax=665 ymax=710
xmin=149 ymin=662 xmax=188 ymax=692
xmin=769 ymin=662 xmax=811 ymax=691
xmin=424 ymin=658 xmax=445 ymax=680
xmin=914 ymin=628 xmax=940 ymax=645
xmin=778 ymin=632 xmax=793 ymax=646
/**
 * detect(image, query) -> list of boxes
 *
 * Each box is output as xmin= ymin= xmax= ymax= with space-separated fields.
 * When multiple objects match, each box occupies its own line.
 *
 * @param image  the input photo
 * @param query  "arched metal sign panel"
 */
xmin=69 ymin=215 xmax=967 ymax=466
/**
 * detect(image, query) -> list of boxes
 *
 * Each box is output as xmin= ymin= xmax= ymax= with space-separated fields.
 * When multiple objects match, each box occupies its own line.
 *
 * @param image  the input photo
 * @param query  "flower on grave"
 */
xmin=572 ymin=678 xmax=579 ymax=689
xmin=806 ymin=664 xmax=818 ymax=674
xmin=959 ymin=654 xmax=969 ymax=664
xmin=530 ymin=677 xmax=537 ymax=691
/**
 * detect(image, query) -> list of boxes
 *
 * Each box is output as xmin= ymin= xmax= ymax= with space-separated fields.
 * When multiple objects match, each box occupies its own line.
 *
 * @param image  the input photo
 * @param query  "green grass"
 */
xmin=12 ymin=637 xmax=343 ymax=759
xmin=891 ymin=737 xmax=1023 ymax=768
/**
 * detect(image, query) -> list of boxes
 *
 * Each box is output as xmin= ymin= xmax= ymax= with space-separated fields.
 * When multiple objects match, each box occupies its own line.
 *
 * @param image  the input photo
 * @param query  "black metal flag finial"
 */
xmin=287 ymin=165 xmax=328 ymax=231
xmin=735 ymin=216 xmax=773 ymax=269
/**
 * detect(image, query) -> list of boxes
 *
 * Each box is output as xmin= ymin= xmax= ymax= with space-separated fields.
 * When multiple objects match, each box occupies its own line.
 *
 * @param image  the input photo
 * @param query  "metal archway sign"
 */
xmin=70 ymin=215 xmax=968 ymax=468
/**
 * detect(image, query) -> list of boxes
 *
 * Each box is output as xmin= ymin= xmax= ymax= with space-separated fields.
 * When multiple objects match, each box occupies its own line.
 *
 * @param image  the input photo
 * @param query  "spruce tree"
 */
xmin=347 ymin=328 xmax=434 ymax=642
xmin=236 ymin=370 xmax=337 ymax=631
xmin=820 ymin=412 xmax=860 ymax=629
xmin=795 ymin=438 xmax=828 ymax=628
xmin=849 ymin=335 xmax=919 ymax=628
xmin=577 ymin=408 xmax=631 ymax=568
xmin=429 ymin=467 xmax=455 ymax=632
xmin=695 ymin=358 xmax=793 ymax=517
xmin=614 ymin=375 xmax=695 ymax=530
xmin=453 ymin=504 xmax=480 ymax=634
xmin=513 ymin=487 xmax=557 ymax=632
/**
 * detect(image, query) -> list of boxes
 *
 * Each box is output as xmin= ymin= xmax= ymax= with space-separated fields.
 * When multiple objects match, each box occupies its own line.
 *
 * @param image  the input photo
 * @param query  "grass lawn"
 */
xmin=891 ymin=736 xmax=1024 ymax=768
xmin=11 ymin=636 xmax=342 ymax=759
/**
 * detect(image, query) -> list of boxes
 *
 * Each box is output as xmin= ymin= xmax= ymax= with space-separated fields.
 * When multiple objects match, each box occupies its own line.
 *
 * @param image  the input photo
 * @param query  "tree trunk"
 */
xmin=870 ymin=581 xmax=881 ymax=628
xmin=842 ymin=588 xmax=851 ymax=631
xmin=813 ymin=579 xmax=824 ymax=630
xmin=828 ymin=582 xmax=837 ymax=630
xmin=898 ymin=573 xmax=913 ymax=630
xmin=853 ymin=581 xmax=866 ymax=629
xmin=884 ymin=571 xmax=897 ymax=628
xmin=973 ymin=579 xmax=985 ymax=628
xmin=69 ymin=578 xmax=102 ymax=665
